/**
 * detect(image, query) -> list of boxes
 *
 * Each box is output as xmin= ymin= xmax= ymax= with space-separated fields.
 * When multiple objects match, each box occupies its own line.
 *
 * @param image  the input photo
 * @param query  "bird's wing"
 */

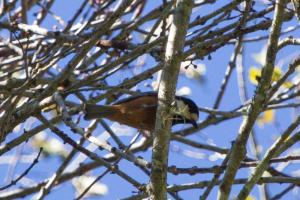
xmin=113 ymin=92 xmax=157 ymax=105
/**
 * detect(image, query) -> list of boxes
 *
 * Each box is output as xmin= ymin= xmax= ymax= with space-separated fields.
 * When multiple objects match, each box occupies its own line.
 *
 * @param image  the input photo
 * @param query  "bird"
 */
xmin=84 ymin=92 xmax=199 ymax=131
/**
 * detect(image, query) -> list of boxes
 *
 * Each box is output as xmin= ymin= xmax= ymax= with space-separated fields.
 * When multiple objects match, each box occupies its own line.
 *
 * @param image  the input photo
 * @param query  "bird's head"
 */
xmin=172 ymin=96 xmax=199 ymax=128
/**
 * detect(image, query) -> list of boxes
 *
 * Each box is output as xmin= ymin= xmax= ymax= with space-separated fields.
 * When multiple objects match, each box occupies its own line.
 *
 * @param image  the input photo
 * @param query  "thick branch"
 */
xmin=148 ymin=0 xmax=193 ymax=199
xmin=218 ymin=0 xmax=288 ymax=199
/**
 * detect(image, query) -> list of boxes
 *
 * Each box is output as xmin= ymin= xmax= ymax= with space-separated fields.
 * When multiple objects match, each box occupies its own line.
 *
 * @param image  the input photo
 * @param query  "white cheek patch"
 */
xmin=174 ymin=100 xmax=191 ymax=119
xmin=173 ymin=100 xmax=199 ymax=122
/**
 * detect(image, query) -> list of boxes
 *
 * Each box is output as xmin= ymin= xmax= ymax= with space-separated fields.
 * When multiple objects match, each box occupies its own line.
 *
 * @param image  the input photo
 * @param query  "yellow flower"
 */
xmin=249 ymin=67 xmax=261 ymax=85
xmin=249 ymin=66 xmax=292 ymax=88
xmin=283 ymin=81 xmax=293 ymax=88
xmin=245 ymin=195 xmax=256 ymax=200
xmin=257 ymin=110 xmax=274 ymax=127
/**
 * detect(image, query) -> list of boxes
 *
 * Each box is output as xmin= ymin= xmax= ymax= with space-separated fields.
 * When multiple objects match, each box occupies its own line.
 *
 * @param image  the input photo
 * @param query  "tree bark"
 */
xmin=148 ymin=0 xmax=193 ymax=199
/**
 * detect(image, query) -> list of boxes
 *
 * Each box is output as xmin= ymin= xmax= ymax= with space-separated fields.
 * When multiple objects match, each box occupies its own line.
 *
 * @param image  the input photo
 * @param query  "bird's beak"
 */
xmin=191 ymin=120 xmax=198 ymax=129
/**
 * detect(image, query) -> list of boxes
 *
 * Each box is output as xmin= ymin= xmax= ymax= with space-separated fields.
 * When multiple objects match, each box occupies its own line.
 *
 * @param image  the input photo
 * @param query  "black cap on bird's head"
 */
xmin=172 ymin=96 xmax=199 ymax=128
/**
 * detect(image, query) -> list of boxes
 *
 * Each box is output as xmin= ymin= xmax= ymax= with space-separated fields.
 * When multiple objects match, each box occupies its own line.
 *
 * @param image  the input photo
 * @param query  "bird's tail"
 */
xmin=84 ymin=104 xmax=116 ymax=120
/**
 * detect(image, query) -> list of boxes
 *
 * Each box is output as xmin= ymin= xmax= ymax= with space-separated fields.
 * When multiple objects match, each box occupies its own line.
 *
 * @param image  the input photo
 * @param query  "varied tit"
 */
xmin=84 ymin=92 xmax=199 ymax=131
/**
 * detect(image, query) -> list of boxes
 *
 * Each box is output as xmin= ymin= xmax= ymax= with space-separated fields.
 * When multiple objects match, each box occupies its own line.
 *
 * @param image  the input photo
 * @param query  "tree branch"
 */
xmin=148 ymin=0 xmax=193 ymax=199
